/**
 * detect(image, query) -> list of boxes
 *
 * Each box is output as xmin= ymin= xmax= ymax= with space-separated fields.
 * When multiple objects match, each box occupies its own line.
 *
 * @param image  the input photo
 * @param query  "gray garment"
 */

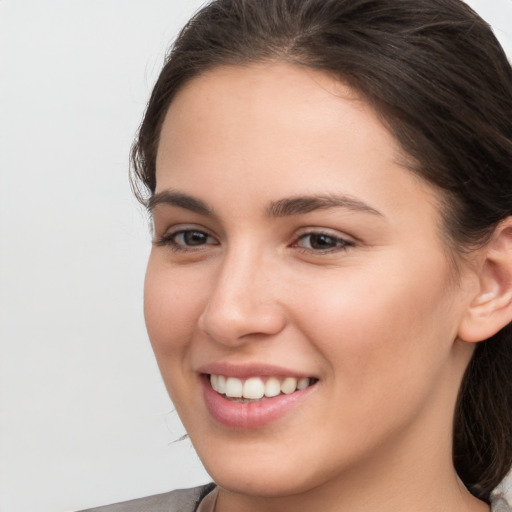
xmin=77 ymin=483 xmax=216 ymax=512
xmin=492 ymin=494 xmax=512 ymax=512
xmin=79 ymin=483 xmax=512 ymax=512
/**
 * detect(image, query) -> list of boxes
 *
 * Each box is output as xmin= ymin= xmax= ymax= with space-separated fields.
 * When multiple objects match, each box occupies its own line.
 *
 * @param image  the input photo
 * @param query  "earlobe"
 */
xmin=458 ymin=217 xmax=512 ymax=343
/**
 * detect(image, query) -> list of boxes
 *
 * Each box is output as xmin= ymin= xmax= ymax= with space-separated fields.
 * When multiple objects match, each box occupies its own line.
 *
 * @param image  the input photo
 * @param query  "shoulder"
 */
xmin=77 ymin=483 xmax=217 ymax=512
xmin=491 ymin=492 xmax=512 ymax=512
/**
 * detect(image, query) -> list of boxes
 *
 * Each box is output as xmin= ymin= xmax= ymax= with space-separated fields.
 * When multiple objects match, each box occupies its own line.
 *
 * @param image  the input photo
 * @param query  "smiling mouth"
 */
xmin=208 ymin=374 xmax=318 ymax=402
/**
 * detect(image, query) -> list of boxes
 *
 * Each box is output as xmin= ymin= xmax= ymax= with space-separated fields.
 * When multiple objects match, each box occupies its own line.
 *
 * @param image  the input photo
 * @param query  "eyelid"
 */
xmin=291 ymin=228 xmax=356 ymax=253
xmin=293 ymin=226 xmax=356 ymax=241
xmin=154 ymin=224 xmax=219 ymax=250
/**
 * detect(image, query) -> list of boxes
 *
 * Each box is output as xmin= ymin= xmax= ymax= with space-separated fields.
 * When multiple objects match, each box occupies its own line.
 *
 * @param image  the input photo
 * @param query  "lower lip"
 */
xmin=201 ymin=376 xmax=316 ymax=429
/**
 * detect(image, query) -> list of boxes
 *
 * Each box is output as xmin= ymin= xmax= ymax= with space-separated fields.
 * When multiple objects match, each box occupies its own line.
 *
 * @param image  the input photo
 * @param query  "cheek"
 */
xmin=143 ymin=257 xmax=212 ymax=418
xmin=143 ymin=256 xmax=205 ymax=358
xmin=290 ymin=252 xmax=459 ymax=397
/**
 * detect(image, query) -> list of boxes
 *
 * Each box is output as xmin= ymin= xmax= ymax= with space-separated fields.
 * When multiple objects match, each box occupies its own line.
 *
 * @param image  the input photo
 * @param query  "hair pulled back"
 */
xmin=131 ymin=0 xmax=512 ymax=502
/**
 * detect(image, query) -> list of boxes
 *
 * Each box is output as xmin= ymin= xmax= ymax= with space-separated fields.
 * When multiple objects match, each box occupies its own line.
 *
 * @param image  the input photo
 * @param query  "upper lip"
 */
xmin=197 ymin=362 xmax=315 ymax=379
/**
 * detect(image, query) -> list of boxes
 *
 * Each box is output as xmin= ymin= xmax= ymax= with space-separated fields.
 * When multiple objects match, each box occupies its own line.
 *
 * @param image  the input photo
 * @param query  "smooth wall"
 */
xmin=1 ymin=1 xmax=511 ymax=511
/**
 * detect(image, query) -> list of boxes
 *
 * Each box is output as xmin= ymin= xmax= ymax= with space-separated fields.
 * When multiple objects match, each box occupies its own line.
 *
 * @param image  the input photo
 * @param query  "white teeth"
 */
xmin=217 ymin=375 xmax=227 ymax=394
xmin=225 ymin=377 xmax=243 ymax=398
xmin=210 ymin=374 xmax=313 ymax=399
xmin=297 ymin=377 xmax=310 ymax=390
xmin=243 ymin=377 xmax=265 ymax=399
xmin=210 ymin=374 xmax=218 ymax=392
xmin=281 ymin=377 xmax=298 ymax=394
xmin=264 ymin=377 xmax=281 ymax=397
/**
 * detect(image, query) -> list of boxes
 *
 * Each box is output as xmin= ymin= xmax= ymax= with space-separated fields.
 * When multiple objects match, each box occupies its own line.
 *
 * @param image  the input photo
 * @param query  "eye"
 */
xmin=174 ymin=230 xmax=213 ymax=246
xmin=155 ymin=228 xmax=218 ymax=250
xmin=294 ymin=232 xmax=354 ymax=252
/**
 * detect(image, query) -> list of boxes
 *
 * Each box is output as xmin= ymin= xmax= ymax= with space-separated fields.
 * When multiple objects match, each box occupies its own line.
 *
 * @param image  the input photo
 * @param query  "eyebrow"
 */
xmin=147 ymin=190 xmax=213 ymax=215
xmin=147 ymin=190 xmax=382 ymax=218
xmin=267 ymin=194 xmax=383 ymax=217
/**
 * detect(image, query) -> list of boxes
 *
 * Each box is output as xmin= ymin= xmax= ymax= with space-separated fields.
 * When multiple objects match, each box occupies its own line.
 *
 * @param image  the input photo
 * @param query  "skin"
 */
xmin=144 ymin=63 xmax=489 ymax=512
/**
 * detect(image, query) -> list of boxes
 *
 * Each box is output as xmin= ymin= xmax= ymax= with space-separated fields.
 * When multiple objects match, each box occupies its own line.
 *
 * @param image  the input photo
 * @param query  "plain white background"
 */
xmin=1 ymin=1 xmax=511 ymax=511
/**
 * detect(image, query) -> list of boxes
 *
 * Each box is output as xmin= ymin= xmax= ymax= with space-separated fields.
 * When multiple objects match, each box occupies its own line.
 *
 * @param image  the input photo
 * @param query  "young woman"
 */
xmin=82 ymin=0 xmax=512 ymax=510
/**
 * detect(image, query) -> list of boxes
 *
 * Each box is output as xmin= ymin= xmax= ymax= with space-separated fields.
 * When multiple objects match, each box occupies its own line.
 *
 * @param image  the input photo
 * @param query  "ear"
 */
xmin=458 ymin=217 xmax=512 ymax=343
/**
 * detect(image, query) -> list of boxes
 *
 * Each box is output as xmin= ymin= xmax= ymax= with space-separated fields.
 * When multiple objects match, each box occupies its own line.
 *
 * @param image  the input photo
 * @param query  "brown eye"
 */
xmin=155 ymin=228 xmax=218 ymax=250
xmin=295 ymin=233 xmax=353 ymax=252
xmin=175 ymin=230 xmax=212 ymax=246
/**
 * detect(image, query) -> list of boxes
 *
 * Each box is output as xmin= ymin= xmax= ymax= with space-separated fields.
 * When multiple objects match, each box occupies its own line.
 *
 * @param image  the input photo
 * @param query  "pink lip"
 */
xmin=198 ymin=362 xmax=313 ymax=380
xmin=200 ymin=372 xmax=317 ymax=429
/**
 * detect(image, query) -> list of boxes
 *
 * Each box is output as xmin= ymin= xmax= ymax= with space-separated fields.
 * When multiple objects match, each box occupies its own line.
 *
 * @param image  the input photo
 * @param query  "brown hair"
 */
xmin=131 ymin=0 xmax=512 ymax=502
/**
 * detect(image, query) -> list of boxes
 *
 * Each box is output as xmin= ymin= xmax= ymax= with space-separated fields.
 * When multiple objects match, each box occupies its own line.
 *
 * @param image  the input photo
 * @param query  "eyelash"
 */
xmin=293 ymin=232 xmax=355 ymax=253
xmin=155 ymin=228 xmax=355 ymax=254
xmin=155 ymin=229 xmax=218 ymax=252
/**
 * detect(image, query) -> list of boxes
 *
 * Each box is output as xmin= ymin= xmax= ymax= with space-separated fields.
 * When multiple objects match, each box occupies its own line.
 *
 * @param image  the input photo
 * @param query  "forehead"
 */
xmin=155 ymin=63 xmax=439 ymax=224
xmin=157 ymin=63 xmax=406 ymax=181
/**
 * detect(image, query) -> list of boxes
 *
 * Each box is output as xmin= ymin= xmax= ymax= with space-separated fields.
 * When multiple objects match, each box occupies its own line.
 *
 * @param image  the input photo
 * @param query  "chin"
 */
xmin=192 ymin=433 xmax=352 ymax=500
xmin=207 ymin=464 xmax=320 ymax=498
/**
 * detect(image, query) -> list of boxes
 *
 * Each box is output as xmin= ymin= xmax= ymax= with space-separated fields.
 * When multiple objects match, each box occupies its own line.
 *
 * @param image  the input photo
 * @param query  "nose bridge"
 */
xmin=198 ymin=240 xmax=285 ymax=344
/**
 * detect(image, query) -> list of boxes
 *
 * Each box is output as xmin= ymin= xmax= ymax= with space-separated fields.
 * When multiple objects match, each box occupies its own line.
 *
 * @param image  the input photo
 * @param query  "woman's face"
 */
xmin=145 ymin=63 xmax=475 ymax=497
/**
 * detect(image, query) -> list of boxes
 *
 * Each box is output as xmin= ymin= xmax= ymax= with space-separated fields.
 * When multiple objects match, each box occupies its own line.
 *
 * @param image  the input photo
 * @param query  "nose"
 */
xmin=197 ymin=246 xmax=287 ymax=346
